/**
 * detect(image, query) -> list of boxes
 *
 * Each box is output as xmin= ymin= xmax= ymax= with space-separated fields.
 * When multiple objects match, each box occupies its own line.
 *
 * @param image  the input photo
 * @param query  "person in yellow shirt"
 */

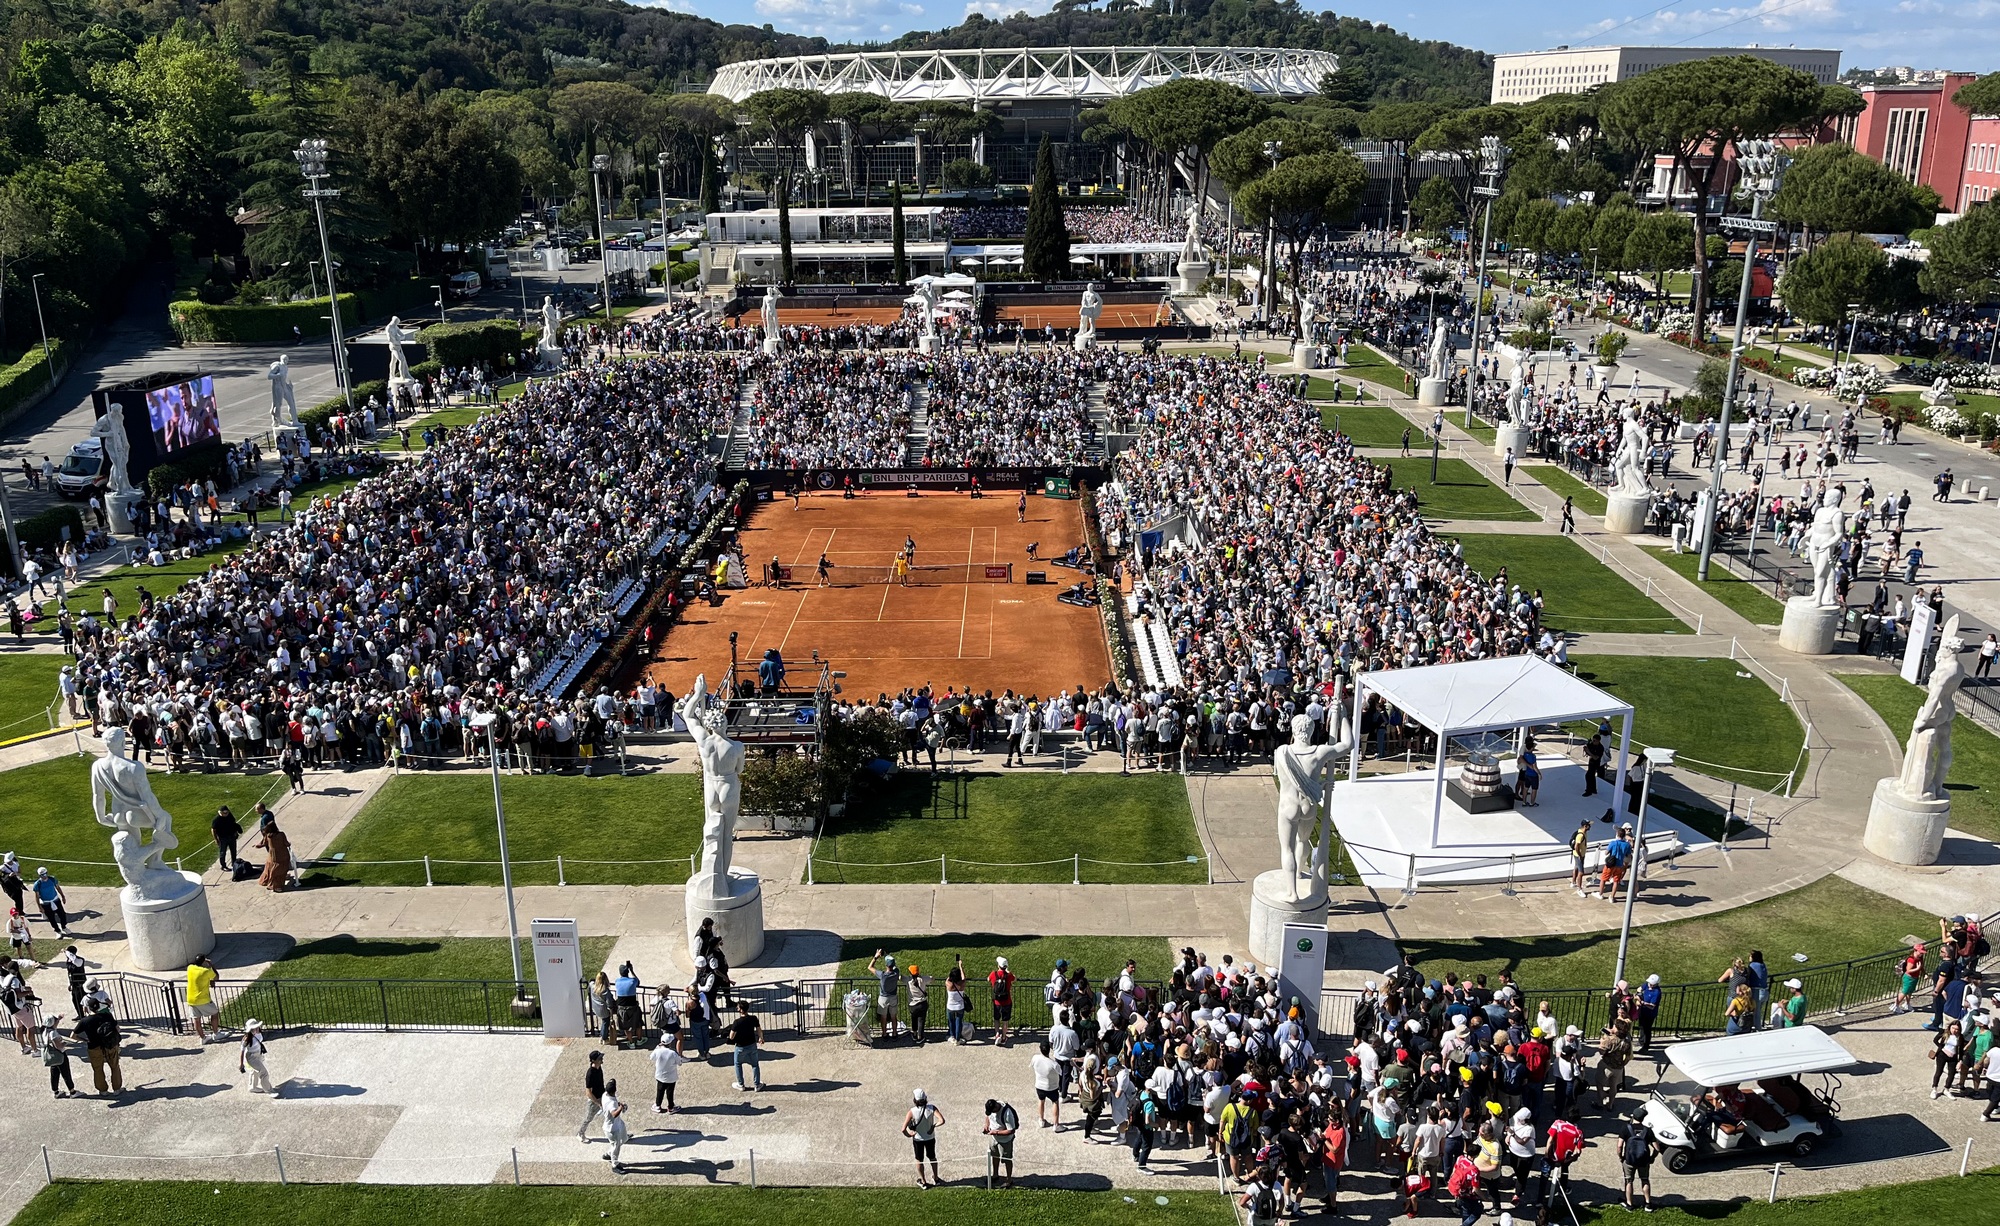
xmin=186 ymin=954 xmax=220 ymax=1043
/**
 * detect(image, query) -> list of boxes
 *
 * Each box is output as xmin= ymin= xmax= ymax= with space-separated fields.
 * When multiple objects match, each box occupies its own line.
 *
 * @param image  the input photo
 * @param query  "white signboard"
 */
xmin=1902 ymin=601 xmax=1938 ymax=685
xmin=532 ymin=917 xmax=587 ymax=1038
xmin=1278 ymin=923 xmax=1328 ymax=1034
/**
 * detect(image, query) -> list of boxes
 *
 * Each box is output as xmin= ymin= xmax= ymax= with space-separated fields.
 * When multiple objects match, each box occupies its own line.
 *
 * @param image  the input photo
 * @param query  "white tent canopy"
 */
xmin=1348 ymin=656 xmax=1636 ymax=844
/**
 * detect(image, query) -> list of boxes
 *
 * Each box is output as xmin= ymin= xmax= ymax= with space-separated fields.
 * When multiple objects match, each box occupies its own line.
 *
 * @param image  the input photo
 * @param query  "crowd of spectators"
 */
xmin=941 ymin=205 xmax=1199 ymax=246
xmin=739 ymin=352 xmax=923 ymax=470
xmin=922 ymin=350 xmax=1105 ymax=467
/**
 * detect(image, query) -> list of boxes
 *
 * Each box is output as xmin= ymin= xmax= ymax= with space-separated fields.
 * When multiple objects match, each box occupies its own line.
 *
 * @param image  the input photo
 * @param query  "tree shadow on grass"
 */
xmin=278 ymin=935 xmax=446 ymax=962
xmin=1401 ymin=933 xmax=1613 ymax=980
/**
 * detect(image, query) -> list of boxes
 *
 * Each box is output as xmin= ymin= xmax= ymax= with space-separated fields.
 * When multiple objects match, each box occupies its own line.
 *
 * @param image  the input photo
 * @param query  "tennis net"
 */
xmin=775 ymin=561 xmax=1014 ymax=586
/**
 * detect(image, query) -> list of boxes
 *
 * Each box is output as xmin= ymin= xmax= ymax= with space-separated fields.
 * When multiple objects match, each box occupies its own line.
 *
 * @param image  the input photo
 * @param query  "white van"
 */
xmin=1642 ymin=1026 xmax=1856 ymax=1171
xmin=446 ymin=270 xmax=483 ymax=298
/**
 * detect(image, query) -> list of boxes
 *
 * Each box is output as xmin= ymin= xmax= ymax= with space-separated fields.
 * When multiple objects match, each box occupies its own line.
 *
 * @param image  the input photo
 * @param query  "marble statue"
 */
xmin=913 ymin=277 xmax=940 ymax=338
xmin=678 ymin=674 xmax=746 ymax=901
xmin=384 ymin=316 xmax=413 ymax=383
xmin=88 ymin=407 xmax=134 ymax=501
xmin=760 ymin=283 xmax=781 ymax=341
xmin=1077 ymin=285 xmax=1103 ymax=344
xmin=1274 ymin=713 xmax=1352 ymax=903
xmin=1804 ymin=488 xmax=1847 ymax=607
xmin=1611 ymin=404 xmax=1650 ymax=496
xmin=1504 ymin=362 xmax=1526 ymax=423
xmin=536 ymin=296 xmax=564 ymax=369
xmin=1179 ymin=203 xmax=1208 ymax=265
xmin=91 ymin=727 xmax=188 ymax=902
xmin=267 ymin=354 xmax=300 ymax=430
xmin=1897 ymin=616 xmax=1966 ymax=801
xmin=1426 ymin=319 xmax=1451 ymax=381
xmin=1922 ymin=376 xmax=1957 ymax=409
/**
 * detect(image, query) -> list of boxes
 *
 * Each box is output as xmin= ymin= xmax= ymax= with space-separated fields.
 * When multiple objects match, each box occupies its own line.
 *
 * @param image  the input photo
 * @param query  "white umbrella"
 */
xmin=959 ymin=258 xmax=982 ymax=267
xmin=936 ymin=272 xmax=978 ymax=286
xmin=1069 ymin=255 xmax=1094 ymax=265
xmin=942 ymin=289 xmax=973 ymax=301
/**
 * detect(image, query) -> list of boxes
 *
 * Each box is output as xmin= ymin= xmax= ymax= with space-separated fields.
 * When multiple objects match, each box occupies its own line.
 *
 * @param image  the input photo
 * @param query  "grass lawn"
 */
xmin=1569 ymin=654 xmax=1805 ymax=789
xmin=835 ymin=935 xmax=1177 ymax=985
xmin=385 ymin=401 xmax=499 ymax=450
xmin=1303 ymin=373 xmax=1377 ymax=403
xmin=323 ymin=772 xmax=705 ymax=886
xmin=1743 ymin=345 xmax=1822 ymax=381
xmin=1402 ymin=875 xmax=1930 ymax=995
xmin=223 ymin=934 xmax=619 ymax=1030
xmin=808 ymin=771 xmax=1204 ymax=885
xmin=0 ymin=756 xmax=284 ymax=887
xmin=1459 ymin=418 xmax=1498 ymax=446
xmin=16 ymin=1184 xmax=1235 ymax=1226
xmin=1523 ymin=464 xmax=1606 ymax=517
xmin=0 ymin=652 xmax=69 ymax=736
xmin=1320 ymin=403 xmax=1413 ymax=447
xmin=1450 ymin=534 xmax=1682 ymax=634
xmin=1881 ymin=388 xmax=2000 ymax=422
xmin=1379 ymin=457 xmax=1537 ymax=522
xmin=1644 ymin=546 xmax=1789 ymax=626
xmin=1338 ymin=345 xmax=1415 ymax=395
xmin=1840 ymin=673 xmax=2000 ymax=844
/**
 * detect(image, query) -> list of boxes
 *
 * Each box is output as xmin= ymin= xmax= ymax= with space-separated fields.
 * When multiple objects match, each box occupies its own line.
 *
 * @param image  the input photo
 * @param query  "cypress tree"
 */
xmin=1024 ymin=135 xmax=1070 ymax=282
xmin=699 ymin=142 xmax=719 ymax=216
xmin=890 ymin=181 xmax=909 ymax=285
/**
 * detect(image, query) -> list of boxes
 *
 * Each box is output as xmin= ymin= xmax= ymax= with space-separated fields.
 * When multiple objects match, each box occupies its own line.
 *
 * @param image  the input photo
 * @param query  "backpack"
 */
xmin=1164 ymin=1066 xmax=1190 ymax=1114
xmin=1622 ymin=1126 xmax=1651 ymax=1166
xmin=1251 ymin=1184 xmax=1278 ymax=1221
xmin=1130 ymin=1037 xmax=1159 ymax=1078
xmin=1522 ymin=1042 xmax=1548 ymax=1080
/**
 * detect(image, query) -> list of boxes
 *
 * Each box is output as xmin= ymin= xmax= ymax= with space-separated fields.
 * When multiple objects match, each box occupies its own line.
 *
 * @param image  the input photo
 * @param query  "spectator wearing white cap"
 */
xmin=239 ymin=1018 xmax=275 ymax=1094
xmin=1780 ymin=978 xmax=1807 ymax=1028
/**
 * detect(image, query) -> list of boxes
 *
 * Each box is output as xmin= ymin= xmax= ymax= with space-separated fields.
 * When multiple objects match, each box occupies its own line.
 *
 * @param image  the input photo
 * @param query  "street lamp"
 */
xmin=656 ymin=152 xmax=673 ymax=301
xmin=434 ymin=284 xmax=448 ymax=326
xmin=469 ymin=711 xmax=527 ymax=995
xmin=294 ymin=139 xmax=352 ymax=406
xmin=590 ymin=154 xmax=617 ymax=325
xmin=29 ymin=272 xmax=54 ymax=390
xmin=1261 ymin=140 xmax=1283 ymax=327
xmin=1695 ymin=139 xmax=1789 ymax=582
xmin=1462 ymin=136 xmax=1510 ymax=428
xmin=1612 ymin=747 xmax=1675 ymax=989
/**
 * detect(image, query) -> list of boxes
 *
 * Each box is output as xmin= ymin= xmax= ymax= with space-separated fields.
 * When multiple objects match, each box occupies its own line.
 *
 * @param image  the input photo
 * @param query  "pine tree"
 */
xmin=890 ymin=181 xmax=909 ymax=285
xmin=699 ymin=142 xmax=719 ymax=216
xmin=777 ymin=170 xmax=794 ymax=285
xmin=1024 ymin=135 xmax=1070 ymax=282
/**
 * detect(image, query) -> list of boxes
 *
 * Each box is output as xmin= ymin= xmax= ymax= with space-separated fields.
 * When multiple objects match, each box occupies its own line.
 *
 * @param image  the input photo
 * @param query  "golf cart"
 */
xmin=1641 ymin=1026 xmax=1856 ymax=1172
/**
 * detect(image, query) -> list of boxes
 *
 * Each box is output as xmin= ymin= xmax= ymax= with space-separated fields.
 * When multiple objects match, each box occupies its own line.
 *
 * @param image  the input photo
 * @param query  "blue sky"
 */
xmin=642 ymin=0 xmax=2000 ymax=76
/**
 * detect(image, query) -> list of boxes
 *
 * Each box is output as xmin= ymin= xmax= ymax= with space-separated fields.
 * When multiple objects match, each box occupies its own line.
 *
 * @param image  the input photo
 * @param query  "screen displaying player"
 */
xmin=145 ymin=375 xmax=221 ymax=453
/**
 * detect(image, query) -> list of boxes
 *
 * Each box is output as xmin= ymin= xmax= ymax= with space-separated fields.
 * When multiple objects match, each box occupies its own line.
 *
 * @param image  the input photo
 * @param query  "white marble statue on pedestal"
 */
xmin=1274 ymin=713 xmax=1349 ymax=903
xmin=1076 ymin=285 xmax=1103 ymax=347
xmin=1922 ymin=376 xmax=1956 ymax=409
xmin=92 ymin=727 xmax=215 ymax=969
xmin=1804 ymin=489 xmax=1847 ymax=607
xmin=1180 ymin=203 xmax=1209 ymax=266
xmin=761 ymin=283 xmax=782 ymax=346
xmin=913 ymin=278 xmax=940 ymax=339
xmin=679 ymin=675 xmax=746 ymax=897
xmin=1611 ymin=404 xmax=1650 ymax=496
xmin=92 ymin=728 xmax=186 ymax=900
xmin=267 ymin=354 xmax=300 ymax=431
xmin=87 ymin=407 xmax=139 ymax=534
xmin=384 ymin=316 xmax=414 ymax=383
xmin=1504 ymin=363 xmax=1526 ymax=423
xmin=1427 ymin=320 xmax=1451 ymax=381
xmin=537 ymin=296 xmax=564 ymax=369
xmin=1899 ymin=616 xmax=1966 ymax=801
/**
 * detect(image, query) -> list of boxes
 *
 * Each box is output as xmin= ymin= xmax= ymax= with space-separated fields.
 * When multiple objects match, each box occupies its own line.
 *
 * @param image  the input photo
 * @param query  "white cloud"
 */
xmin=1645 ymin=0 xmax=1843 ymax=39
xmin=627 ymin=0 xmax=701 ymax=11
xmin=754 ymin=0 xmax=925 ymax=38
xmin=965 ymin=0 xmax=1060 ymax=18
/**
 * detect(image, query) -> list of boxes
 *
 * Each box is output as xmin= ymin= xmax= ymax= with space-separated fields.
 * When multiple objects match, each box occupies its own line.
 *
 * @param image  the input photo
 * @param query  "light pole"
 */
xmin=434 ymin=284 xmax=448 ymax=326
xmin=1841 ymin=305 xmax=1863 ymax=365
xmin=1612 ymin=747 xmax=1675 ymax=989
xmin=470 ymin=711 xmax=527 ymax=995
xmin=590 ymin=153 xmax=615 ymax=325
xmin=1462 ymin=136 xmax=1509 ymax=428
xmin=29 ymin=272 xmax=54 ymax=391
xmin=1261 ymin=140 xmax=1283 ymax=328
xmin=657 ymin=152 xmax=673 ymax=300
xmin=1696 ymin=139 xmax=1788 ymax=582
xmin=294 ymin=139 xmax=353 ymax=407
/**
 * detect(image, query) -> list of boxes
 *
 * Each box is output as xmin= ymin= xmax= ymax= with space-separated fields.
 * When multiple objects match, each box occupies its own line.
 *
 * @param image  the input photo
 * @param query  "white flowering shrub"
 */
xmin=1924 ymin=404 xmax=1969 ymax=434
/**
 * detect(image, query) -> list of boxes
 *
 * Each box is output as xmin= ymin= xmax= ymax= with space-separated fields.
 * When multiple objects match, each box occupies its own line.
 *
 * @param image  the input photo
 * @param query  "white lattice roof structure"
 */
xmin=708 ymin=46 xmax=1339 ymax=104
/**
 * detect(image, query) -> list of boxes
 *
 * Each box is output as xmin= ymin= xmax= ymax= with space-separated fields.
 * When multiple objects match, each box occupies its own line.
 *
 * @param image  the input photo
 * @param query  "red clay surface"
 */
xmin=996 ymin=303 xmax=1169 ymax=330
xmin=727 ymin=305 xmax=910 ymax=327
xmin=645 ymin=492 xmax=1112 ymax=701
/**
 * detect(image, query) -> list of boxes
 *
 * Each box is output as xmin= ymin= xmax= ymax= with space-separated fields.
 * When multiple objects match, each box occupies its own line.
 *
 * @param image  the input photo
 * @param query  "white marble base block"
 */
xmin=1292 ymin=342 xmax=1320 ymax=371
xmin=1248 ymin=869 xmax=1329 ymax=969
xmin=1176 ymin=261 xmax=1211 ymax=295
xmin=1494 ymin=423 xmax=1528 ymax=459
xmin=761 ymin=337 xmax=781 ymax=356
xmin=1777 ymin=597 xmax=1840 ymax=655
xmin=685 ymin=868 xmax=765 ymax=966
xmin=122 ymin=874 xmax=215 ymax=971
xmin=1417 ymin=376 xmax=1449 ymax=407
xmin=1863 ymin=778 xmax=1950 ymax=865
xmin=1603 ymin=491 xmax=1651 ymax=535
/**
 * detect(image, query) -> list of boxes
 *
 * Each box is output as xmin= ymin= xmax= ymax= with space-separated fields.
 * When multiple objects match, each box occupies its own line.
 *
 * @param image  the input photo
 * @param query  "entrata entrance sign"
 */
xmin=532 ymin=918 xmax=586 ymax=1038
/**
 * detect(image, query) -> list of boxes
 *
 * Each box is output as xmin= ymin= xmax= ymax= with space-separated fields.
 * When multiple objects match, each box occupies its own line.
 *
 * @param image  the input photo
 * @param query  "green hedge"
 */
xmin=145 ymin=441 xmax=234 ymax=497
xmin=669 ymin=260 xmax=700 ymax=286
xmin=168 ymin=295 xmax=363 ymax=344
xmin=0 ymin=340 xmax=68 ymax=425
xmin=302 ymin=381 xmax=389 ymax=443
xmin=16 ymin=504 xmax=84 ymax=557
xmin=418 ymin=319 xmax=530 ymax=368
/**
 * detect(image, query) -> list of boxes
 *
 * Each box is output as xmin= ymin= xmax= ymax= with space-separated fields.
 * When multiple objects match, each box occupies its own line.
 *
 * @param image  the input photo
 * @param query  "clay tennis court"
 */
xmin=995 ymin=302 xmax=1169 ymax=330
xmin=727 ymin=304 xmax=910 ymax=328
xmin=646 ymin=491 xmax=1112 ymax=700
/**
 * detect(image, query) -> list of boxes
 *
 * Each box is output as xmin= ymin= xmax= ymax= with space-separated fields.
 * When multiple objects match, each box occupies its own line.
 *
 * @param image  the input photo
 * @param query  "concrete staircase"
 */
xmin=903 ymin=378 xmax=932 ymax=466
xmin=725 ymin=379 xmax=756 ymax=468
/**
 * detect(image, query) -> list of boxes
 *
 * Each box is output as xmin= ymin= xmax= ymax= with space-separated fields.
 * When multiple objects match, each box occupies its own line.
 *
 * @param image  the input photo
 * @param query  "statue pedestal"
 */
xmin=1249 ymin=869 xmax=1328 ymax=969
xmin=107 ymin=491 xmax=138 ymax=536
xmin=535 ymin=344 xmax=563 ymax=372
xmin=1074 ymin=333 xmax=1096 ymax=352
xmin=1864 ymin=777 xmax=1950 ymax=865
xmin=1778 ymin=597 xmax=1839 ymax=655
xmin=1604 ymin=491 xmax=1651 ymax=535
xmin=1416 ymin=377 xmax=1449 ymax=407
xmin=917 ymin=335 xmax=938 ymax=355
xmin=686 ymin=868 xmax=764 ymax=966
xmin=1494 ymin=423 xmax=1528 ymax=459
xmin=1291 ymin=342 xmax=1319 ymax=370
xmin=122 ymin=874 xmax=215 ymax=971
xmin=761 ymin=337 xmax=781 ymax=356
xmin=1176 ymin=260 xmax=1211 ymax=295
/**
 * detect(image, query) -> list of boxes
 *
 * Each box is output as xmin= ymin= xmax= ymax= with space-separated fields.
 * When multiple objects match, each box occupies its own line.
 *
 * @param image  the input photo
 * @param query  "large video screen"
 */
xmin=145 ymin=375 xmax=220 ymax=454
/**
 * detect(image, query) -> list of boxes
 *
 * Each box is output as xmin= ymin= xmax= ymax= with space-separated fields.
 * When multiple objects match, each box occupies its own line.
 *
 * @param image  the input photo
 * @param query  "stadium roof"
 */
xmin=708 ymin=46 xmax=1339 ymax=105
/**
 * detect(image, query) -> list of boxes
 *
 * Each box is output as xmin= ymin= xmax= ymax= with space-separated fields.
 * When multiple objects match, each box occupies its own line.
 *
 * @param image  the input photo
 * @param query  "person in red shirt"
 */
xmin=1319 ymin=1112 xmax=1349 ymax=1214
xmin=988 ymin=956 xmax=1015 ymax=1046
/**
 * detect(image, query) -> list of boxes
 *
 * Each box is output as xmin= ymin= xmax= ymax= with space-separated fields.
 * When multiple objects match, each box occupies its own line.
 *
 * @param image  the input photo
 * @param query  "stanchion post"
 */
xmin=557 ymin=855 xmax=566 ymax=886
xmin=806 ymin=849 xmax=815 ymax=886
xmin=275 ymin=1146 xmax=287 ymax=1186
xmin=940 ymin=854 xmax=948 ymax=885
xmin=1697 ymin=613 xmax=1704 ymax=635
xmin=1961 ymin=1136 xmax=1973 ymax=1176
xmin=424 ymin=855 xmax=433 ymax=887
xmin=1073 ymin=853 xmax=1081 ymax=886
xmin=512 ymin=1145 xmax=521 ymax=1185
xmin=749 ymin=1148 xmax=757 ymax=1189
xmin=41 ymin=1145 xmax=51 ymax=1185
xmin=1768 ymin=1161 xmax=1781 ymax=1203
